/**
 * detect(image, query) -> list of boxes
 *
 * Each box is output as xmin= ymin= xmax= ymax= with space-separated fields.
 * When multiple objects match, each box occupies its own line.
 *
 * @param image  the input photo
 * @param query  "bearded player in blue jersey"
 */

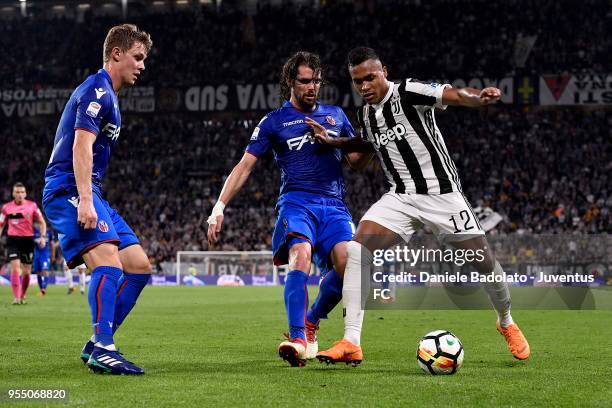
xmin=43 ymin=25 xmax=153 ymax=375
xmin=207 ymin=52 xmax=372 ymax=367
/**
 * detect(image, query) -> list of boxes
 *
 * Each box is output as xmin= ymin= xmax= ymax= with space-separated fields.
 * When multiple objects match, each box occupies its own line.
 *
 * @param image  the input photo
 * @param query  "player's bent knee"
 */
xmin=354 ymin=222 xmax=402 ymax=253
xmin=347 ymin=241 xmax=373 ymax=264
xmin=480 ymin=259 xmax=500 ymax=275
xmin=470 ymin=251 xmax=496 ymax=274
xmin=288 ymin=243 xmax=311 ymax=273
xmin=333 ymin=255 xmax=347 ymax=276
xmin=126 ymin=260 xmax=152 ymax=274
xmin=331 ymin=242 xmax=348 ymax=275
xmin=119 ymin=245 xmax=152 ymax=273
xmin=83 ymin=243 xmax=122 ymax=270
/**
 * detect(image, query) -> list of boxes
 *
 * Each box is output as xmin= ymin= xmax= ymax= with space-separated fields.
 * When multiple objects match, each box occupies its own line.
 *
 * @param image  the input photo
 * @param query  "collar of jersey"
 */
xmin=282 ymin=100 xmax=319 ymax=113
xmin=97 ymin=68 xmax=113 ymax=88
xmin=370 ymin=80 xmax=395 ymax=110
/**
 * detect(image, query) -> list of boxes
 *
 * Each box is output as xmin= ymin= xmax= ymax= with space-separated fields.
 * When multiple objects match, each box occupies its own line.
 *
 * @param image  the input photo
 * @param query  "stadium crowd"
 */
xmin=0 ymin=0 xmax=609 ymax=266
xmin=0 ymin=107 xmax=609 ymax=265
xmin=0 ymin=0 xmax=610 ymax=88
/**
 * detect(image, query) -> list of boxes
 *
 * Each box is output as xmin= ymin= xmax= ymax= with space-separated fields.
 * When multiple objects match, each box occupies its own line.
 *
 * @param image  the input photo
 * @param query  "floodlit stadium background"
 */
xmin=0 ymin=0 xmax=609 ymax=283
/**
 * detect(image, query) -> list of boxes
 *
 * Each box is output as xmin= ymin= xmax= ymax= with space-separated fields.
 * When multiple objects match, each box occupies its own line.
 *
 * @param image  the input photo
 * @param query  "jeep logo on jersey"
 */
xmin=286 ymin=133 xmax=315 ymax=151
xmin=101 ymin=123 xmax=121 ymax=141
xmin=372 ymin=123 xmax=407 ymax=148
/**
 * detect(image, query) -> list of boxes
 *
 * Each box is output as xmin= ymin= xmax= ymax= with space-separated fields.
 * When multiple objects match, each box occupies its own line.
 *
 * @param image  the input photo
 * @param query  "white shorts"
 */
xmin=360 ymin=191 xmax=485 ymax=244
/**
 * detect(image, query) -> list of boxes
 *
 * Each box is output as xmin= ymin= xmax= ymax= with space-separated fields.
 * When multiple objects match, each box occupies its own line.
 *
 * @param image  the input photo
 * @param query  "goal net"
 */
xmin=175 ymin=251 xmax=286 ymax=286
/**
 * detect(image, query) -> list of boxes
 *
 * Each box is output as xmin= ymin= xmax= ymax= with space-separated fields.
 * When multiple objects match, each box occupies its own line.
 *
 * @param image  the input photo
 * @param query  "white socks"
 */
xmin=342 ymin=243 xmax=514 ymax=345
xmin=482 ymin=261 xmax=514 ymax=327
xmin=342 ymin=241 xmax=373 ymax=346
xmin=65 ymin=269 xmax=74 ymax=288
xmin=94 ymin=342 xmax=117 ymax=351
xmin=79 ymin=272 xmax=86 ymax=292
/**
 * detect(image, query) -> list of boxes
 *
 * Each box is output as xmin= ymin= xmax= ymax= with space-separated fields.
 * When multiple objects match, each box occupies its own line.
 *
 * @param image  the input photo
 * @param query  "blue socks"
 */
xmin=307 ymin=269 xmax=343 ymax=325
xmin=113 ymin=273 xmax=150 ymax=333
xmin=284 ymin=270 xmax=309 ymax=341
xmin=284 ymin=267 xmax=344 ymax=339
xmin=37 ymin=274 xmax=48 ymax=291
xmin=382 ymin=270 xmax=390 ymax=290
xmin=88 ymin=266 xmax=122 ymax=346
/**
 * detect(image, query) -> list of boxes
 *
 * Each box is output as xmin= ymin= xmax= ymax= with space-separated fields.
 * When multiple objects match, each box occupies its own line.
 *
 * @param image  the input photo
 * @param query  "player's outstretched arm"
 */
xmin=207 ymin=152 xmax=258 ymax=246
xmin=442 ymin=87 xmax=501 ymax=107
xmin=73 ymin=129 xmax=98 ymax=230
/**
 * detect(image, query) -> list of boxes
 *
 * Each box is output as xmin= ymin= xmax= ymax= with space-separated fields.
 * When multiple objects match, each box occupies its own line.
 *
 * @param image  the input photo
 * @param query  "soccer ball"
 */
xmin=416 ymin=330 xmax=464 ymax=375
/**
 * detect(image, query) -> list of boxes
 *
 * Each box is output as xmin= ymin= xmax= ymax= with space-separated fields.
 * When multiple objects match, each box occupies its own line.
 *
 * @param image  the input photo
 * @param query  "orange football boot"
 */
xmin=496 ymin=321 xmax=530 ymax=360
xmin=316 ymin=339 xmax=363 ymax=367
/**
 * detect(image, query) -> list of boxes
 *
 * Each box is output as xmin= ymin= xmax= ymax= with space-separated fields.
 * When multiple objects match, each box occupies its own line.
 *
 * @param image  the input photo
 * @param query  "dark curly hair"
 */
xmin=279 ymin=51 xmax=322 ymax=101
xmin=347 ymin=46 xmax=382 ymax=68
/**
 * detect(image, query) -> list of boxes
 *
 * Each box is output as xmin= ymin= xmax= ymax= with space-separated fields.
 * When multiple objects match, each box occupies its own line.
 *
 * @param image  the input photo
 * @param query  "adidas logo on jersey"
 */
xmin=372 ymin=123 xmax=407 ymax=148
xmin=287 ymin=133 xmax=315 ymax=150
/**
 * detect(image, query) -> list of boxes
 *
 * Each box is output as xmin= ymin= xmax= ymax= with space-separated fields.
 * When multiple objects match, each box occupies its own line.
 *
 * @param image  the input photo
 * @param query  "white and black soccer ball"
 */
xmin=416 ymin=330 xmax=464 ymax=375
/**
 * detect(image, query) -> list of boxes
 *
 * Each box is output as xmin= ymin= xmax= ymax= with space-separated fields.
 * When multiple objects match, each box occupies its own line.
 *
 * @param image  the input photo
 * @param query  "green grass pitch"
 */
xmin=1 ymin=285 xmax=611 ymax=407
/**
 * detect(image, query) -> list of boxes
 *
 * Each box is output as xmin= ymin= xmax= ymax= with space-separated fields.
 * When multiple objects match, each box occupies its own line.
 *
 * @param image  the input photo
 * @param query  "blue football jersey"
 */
xmin=246 ymin=101 xmax=355 ymax=200
xmin=33 ymin=228 xmax=53 ymax=257
xmin=43 ymin=69 xmax=121 ymax=203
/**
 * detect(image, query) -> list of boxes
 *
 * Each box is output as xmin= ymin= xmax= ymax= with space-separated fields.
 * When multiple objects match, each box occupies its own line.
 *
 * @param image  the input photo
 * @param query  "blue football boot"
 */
xmin=80 ymin=340 xmax=95 ymax=364
xmin=87 ymin=346 xmax=144 ymax=375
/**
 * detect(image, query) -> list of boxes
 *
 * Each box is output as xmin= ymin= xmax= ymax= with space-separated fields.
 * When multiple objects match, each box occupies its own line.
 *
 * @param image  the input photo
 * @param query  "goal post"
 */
xmin=175 ymin=251 xmax=285 ymax=286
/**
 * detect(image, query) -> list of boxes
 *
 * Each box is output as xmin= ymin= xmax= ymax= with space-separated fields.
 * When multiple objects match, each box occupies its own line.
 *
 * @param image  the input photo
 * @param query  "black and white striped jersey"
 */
xmin=356 ymin=79 xmax=462 ymax=195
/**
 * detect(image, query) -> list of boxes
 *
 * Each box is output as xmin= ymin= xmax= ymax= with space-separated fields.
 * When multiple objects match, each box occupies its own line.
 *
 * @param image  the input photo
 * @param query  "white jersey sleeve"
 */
xmin=403 ymin=79 xmax=452 ymax=110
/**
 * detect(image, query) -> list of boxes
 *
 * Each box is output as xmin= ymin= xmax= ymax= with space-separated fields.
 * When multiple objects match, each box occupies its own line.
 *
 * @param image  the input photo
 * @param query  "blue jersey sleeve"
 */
xmin=339 ymin=108 xmax=356 ymax=139
xmin=246 ymin=115 xmax=275 ymax=157
xmin=74 ymin=86 xmax=112 ymax=135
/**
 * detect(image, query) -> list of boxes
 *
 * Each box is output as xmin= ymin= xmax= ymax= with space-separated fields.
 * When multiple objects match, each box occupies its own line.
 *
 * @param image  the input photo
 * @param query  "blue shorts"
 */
xmin=32 ymin=253 xmax=51 ymax=273
xmin=272 ymin=191 xmax=355 ymax=275
xmin=43 ymin=192 xmax=139 ymax=268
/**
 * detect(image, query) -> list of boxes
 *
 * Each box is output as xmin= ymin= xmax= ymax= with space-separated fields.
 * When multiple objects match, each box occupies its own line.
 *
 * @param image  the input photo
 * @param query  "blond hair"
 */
xmin=103 ymin=24 xmax=152 ymax=64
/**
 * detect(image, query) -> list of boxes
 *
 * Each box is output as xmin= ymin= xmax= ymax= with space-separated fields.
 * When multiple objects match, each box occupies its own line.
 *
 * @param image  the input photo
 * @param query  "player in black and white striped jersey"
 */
xmin=311 ymin=47 xmax=530 ymax=366
xmin=358 ymin=78 xmax=462 ymax=195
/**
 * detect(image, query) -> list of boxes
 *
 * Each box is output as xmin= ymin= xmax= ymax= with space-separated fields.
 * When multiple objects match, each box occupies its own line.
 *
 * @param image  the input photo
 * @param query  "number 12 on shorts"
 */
xmin=449 ymin=210 xmax=475 ymax=233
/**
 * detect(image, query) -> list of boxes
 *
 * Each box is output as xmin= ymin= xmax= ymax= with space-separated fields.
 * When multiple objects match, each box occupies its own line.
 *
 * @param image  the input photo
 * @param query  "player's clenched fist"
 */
xmin=479 ymin=87 xmax=501 ymax=105
xmin=207 ymin=201 xmax=225 ymax=246
xmin=77 ymin=198 xmax=97 ymax=229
